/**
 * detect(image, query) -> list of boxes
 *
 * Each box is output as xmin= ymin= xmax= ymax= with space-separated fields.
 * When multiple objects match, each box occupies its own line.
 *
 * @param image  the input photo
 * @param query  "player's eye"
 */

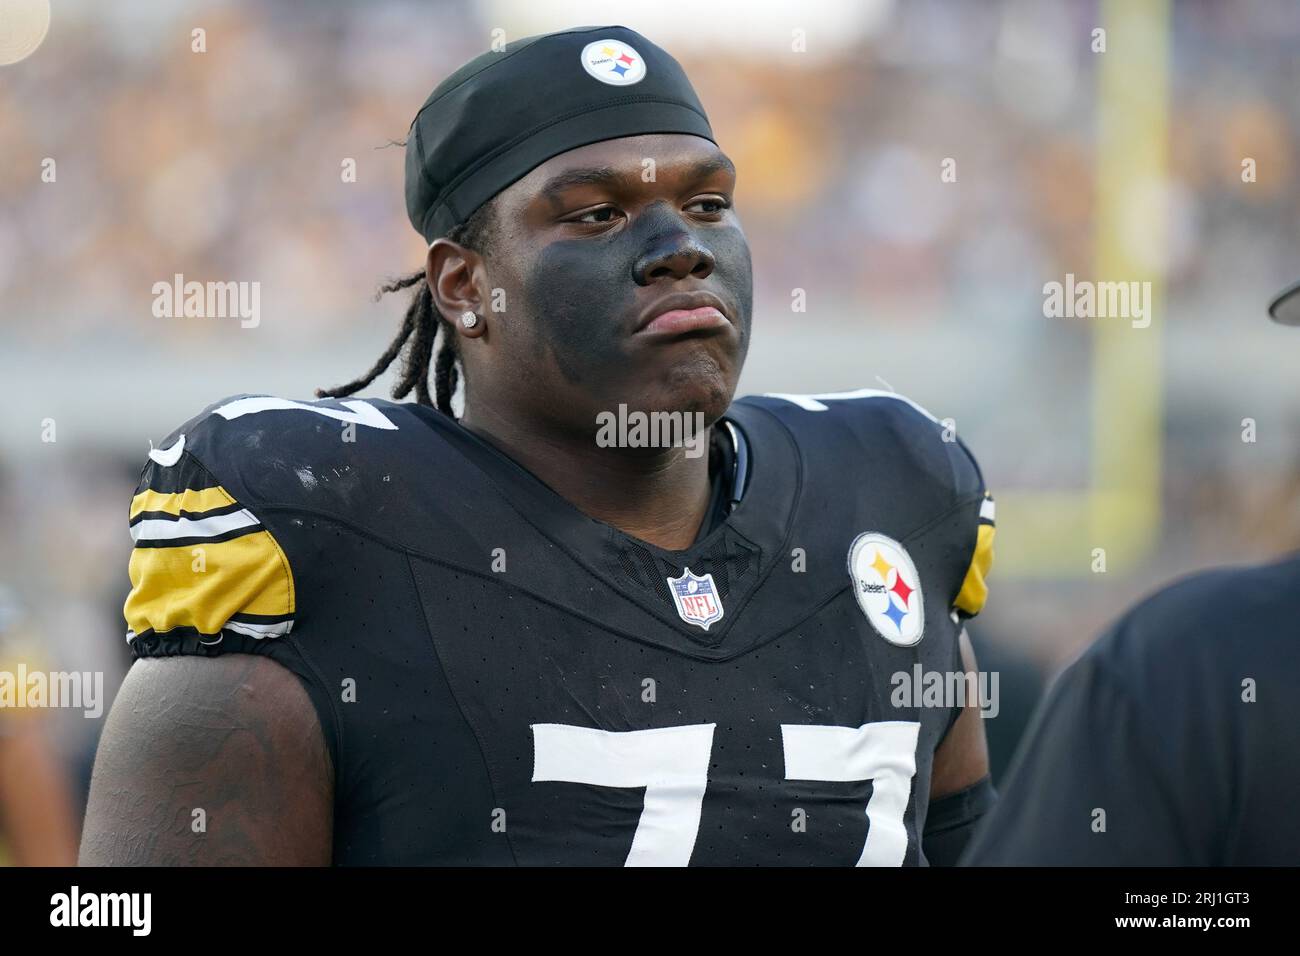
xmin=686 ymin=196 xmax=732 ymax=216
xmin=572 ymin=206 xmax=623 ymax=224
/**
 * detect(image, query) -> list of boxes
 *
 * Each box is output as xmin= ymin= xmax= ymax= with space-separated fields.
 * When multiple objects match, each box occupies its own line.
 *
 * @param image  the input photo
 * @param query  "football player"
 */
xmin=81 ymin=25 xmax=997 ymax=866
xmin=962 ymin=286 xmax=1300 ymax=866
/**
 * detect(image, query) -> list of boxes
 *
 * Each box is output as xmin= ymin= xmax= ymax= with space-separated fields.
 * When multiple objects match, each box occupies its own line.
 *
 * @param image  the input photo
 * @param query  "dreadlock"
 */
xmin=316 ymin=198 xmax=498 ymax=417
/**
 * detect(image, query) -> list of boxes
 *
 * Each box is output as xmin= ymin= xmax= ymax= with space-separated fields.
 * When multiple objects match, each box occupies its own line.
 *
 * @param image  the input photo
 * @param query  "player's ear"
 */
xmin=426 ymin=239 xmax=487 ymax=338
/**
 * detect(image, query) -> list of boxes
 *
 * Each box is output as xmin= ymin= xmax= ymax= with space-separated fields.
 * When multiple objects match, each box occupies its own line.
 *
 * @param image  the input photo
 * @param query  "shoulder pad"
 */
xmin=143 ymin=393 xmax=428 ymax=513
xmin=122 ymin=394 xmax=430 ymax=649
xmin=740 ymin=388 xmax=987 ymax=504
xmin=739 ymin=389 xmax=995 ymax=618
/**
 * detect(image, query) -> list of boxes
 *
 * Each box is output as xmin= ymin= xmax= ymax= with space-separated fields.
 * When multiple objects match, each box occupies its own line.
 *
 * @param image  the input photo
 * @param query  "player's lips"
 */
xmin=634 ymin=292 xmax=733 ymax=337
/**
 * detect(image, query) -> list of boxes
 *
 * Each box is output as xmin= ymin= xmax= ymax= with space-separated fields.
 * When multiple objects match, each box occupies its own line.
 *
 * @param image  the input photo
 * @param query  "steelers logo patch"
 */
xmin=847 ymin=532 xmax=925 ymax=647
xmin=580 ymin=39 xmax=646 ymax=86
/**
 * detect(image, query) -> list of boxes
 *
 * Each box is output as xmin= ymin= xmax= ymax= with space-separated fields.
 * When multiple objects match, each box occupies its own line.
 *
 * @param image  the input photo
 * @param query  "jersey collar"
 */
xmin=415 ymin=401 xmax=800 ymax=653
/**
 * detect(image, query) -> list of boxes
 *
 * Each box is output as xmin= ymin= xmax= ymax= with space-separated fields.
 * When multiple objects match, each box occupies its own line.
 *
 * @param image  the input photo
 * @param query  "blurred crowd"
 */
xmin=3 ymin=0 xmax=1300 ymax=855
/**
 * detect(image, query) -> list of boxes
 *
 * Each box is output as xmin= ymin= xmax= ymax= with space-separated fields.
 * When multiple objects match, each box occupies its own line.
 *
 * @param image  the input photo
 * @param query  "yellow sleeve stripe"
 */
xmin=124 ymin=529 xmax=295 ymax=638
xmin=954 ymin=522 xmax=995 ymax=617
xmin=130 ymin=486 xmax=236 ymax=521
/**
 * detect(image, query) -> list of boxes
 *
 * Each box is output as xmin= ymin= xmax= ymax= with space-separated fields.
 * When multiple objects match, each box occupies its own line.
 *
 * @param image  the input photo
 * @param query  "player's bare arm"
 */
xmin=930 ymin=630 xmax=991 ymax=800
xmin=79 ymin=655 xmax=332 ymax=866
xmin=920 ymin=629 xmax=995 ymax=865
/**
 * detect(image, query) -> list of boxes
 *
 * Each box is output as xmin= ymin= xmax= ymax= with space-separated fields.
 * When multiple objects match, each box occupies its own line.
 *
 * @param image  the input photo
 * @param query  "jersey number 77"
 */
xmin=532 ymin=720 xmax=920 ymax=866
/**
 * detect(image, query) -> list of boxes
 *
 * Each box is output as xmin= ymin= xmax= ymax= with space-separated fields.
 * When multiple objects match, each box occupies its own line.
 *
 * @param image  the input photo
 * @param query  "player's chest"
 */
xmin=419 ymin=589 xmax=952 ymax=866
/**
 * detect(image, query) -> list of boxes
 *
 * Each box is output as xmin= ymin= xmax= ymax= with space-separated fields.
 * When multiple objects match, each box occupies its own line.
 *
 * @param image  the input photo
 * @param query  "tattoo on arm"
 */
xmin=80 ymin=654 xmax=333 ymax=866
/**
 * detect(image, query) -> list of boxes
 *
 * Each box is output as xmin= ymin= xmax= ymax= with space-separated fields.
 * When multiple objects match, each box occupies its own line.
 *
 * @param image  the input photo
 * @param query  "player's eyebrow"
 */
xmin=683 ymin=154 xmax=736 ymax=183
xmin=538 ymin=165 xmax=625 ymax=203
xmin=538 ymin=155 xmax=736 ymax=205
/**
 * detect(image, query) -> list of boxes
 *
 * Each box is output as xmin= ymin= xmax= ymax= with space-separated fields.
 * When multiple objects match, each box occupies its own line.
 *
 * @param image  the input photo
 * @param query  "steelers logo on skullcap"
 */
xmin=404 ymin=25 xmax=714 ymax=244
xmin=580 ymin=38 xmax=646 ymax=86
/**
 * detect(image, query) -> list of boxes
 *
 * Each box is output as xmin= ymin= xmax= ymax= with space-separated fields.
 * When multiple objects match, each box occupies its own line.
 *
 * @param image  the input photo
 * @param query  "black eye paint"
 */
xmin=522 ymin=203 xmax=753 ymax=394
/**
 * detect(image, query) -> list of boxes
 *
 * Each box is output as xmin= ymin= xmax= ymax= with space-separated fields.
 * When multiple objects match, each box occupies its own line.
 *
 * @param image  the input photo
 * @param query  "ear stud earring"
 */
xmin=460 ymin=311 xmax=479 ymax=329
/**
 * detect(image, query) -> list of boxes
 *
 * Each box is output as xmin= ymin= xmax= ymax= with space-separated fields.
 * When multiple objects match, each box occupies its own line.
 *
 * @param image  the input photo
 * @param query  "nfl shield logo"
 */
xmin=666 ymin=567 xmax=724 ymax=631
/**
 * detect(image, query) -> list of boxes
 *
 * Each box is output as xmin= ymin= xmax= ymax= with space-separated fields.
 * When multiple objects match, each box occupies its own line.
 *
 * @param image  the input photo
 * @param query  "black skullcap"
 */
xmin=404 ymin=25 xmax=716 ymax=244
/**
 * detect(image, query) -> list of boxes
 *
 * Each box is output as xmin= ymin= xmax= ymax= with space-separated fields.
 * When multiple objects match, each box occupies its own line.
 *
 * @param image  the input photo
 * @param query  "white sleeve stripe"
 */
xmin=124 ymin=617 xmax=293 ymax=644
xmin=129 ymin=508 xmax=261 ymax=543
xmin=221 ymin=618 xmax=294 ymax=639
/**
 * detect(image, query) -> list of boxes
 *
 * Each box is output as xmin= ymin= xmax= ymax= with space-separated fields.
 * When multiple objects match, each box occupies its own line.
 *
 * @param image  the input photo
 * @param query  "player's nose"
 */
xmin=633 ymin=213 xmax=716 ymax=284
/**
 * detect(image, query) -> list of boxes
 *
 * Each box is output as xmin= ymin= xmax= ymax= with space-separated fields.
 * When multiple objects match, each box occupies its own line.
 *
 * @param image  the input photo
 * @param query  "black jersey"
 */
xmin=122 ymin=389 xmax=995 ymax=865
xmin=964 ymin=553 xmax=1300 ymax=866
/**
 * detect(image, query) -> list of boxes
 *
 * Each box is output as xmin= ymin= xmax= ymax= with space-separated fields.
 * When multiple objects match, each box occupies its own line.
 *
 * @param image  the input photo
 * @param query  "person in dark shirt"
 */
xmin=965 ymin=285 xmax=1300 ymax=866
